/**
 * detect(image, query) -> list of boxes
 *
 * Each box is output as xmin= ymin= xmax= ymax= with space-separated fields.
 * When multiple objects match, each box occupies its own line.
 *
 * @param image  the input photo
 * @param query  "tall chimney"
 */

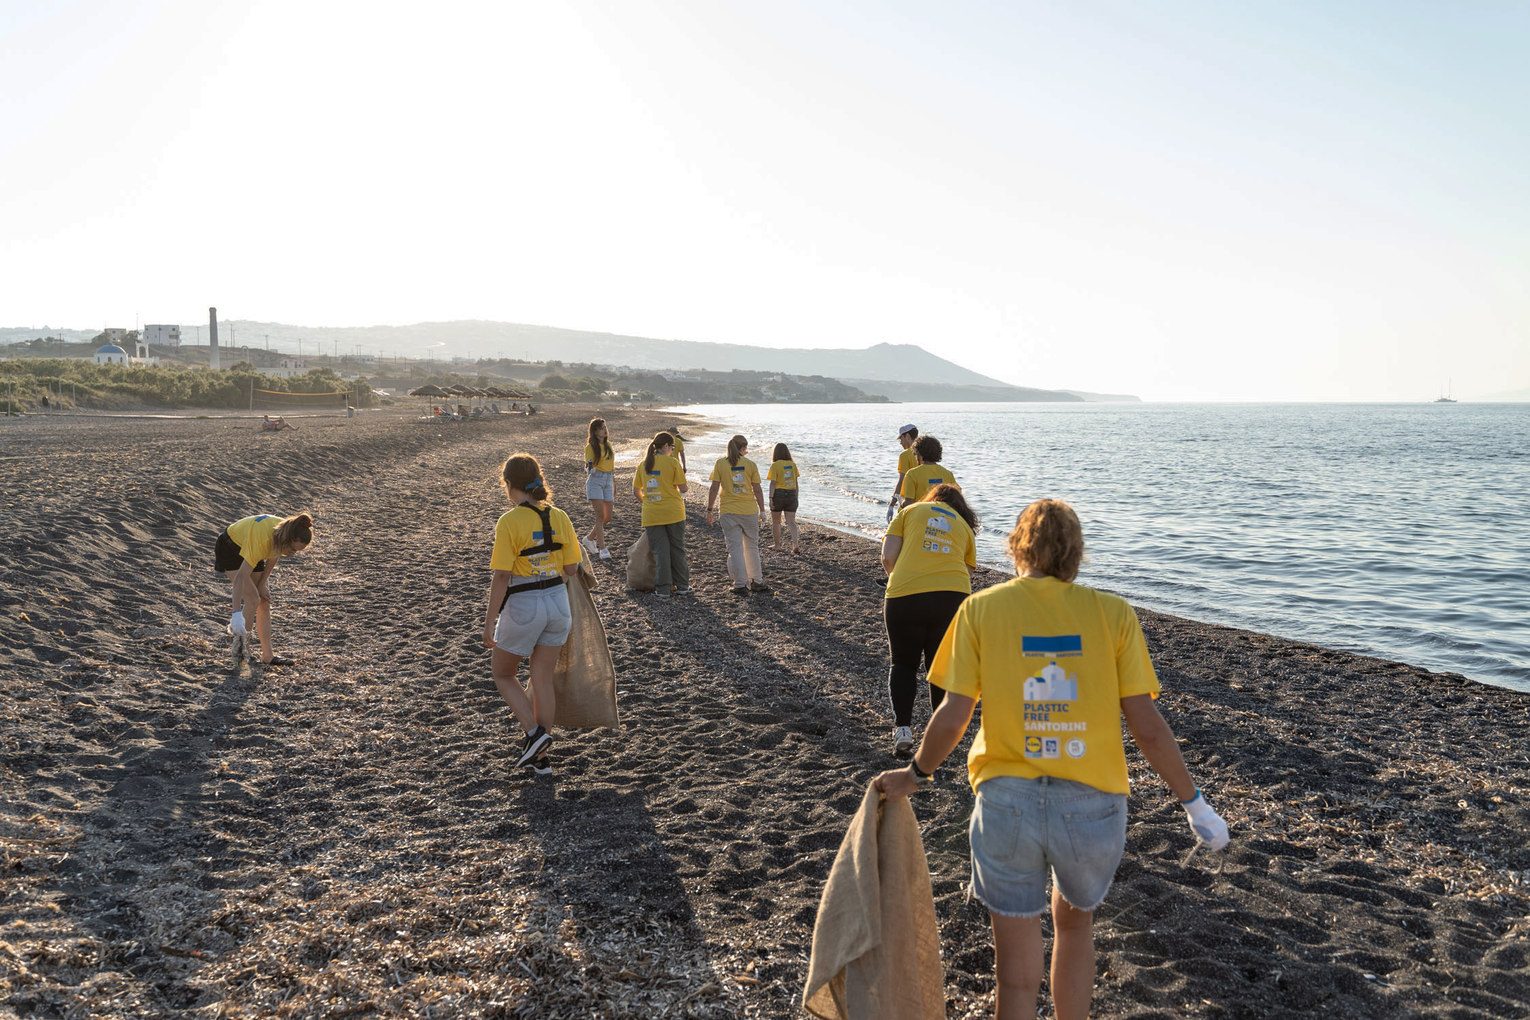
xmin=208 ymin=307 xmax=220 ymax=370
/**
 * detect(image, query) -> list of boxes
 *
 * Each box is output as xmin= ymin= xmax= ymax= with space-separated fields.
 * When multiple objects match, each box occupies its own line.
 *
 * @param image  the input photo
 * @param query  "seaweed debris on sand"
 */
xmin=1 ymin=408 xmax=1526 ymax=1018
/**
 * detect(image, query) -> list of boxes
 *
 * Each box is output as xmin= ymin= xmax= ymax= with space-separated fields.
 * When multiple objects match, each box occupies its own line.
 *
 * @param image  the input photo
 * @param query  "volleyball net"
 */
xmin=251 ymin=388 xmax=351 ymax=411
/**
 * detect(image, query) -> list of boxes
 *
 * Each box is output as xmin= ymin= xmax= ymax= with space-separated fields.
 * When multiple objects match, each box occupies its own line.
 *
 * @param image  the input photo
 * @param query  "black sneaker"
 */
xmin=749 ymin=581 xmax=772 ymax=594
xmin=674 ymin=586 xmax=694 ymax=596
xmin=732 ymin=585 xmax=750 ymax=596
xmin=515 ymin=725 xmax=552 ymax=767
xmin=526 ymin=750 xmax=553 ymax=776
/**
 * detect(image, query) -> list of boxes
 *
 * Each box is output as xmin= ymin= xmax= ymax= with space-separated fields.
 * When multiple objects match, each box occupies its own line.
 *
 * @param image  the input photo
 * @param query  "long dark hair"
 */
xmin=924 ymin=483 xmax=977 ymax=531
xmin=727 ymin=434 xmax=747 ymax=468
xmin=586 ymin=417 xmax=612 ymax=465
xmin=772 ymin=442 xmax=791 ymax=462
xmin=643 ymin=431 xmax=675 ymax=475
xmin=502 ymin=453 xmax=553 ymax=504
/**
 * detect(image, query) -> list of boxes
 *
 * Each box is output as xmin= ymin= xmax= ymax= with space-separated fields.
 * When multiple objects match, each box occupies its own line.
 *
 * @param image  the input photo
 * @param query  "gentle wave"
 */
xmin=681 ymin=402 xmax=1530 ymax=692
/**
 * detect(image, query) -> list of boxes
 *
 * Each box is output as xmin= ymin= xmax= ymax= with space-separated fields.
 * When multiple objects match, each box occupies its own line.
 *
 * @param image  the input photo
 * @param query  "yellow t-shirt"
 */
xmin=767 ymin=459 xmax=799 ymax=490
xmin=489 ymin=503 xmax=582 ymax=580
xmin=930 ymin=576 xmax=1161 ymax=795
xmin=226 ymin=514 xmax=280 ymax=567
xmin=884 ymin=502 xmax=976 ymax=599
xmin=584 ymin=442 xmax=615 ymax=472
xmin=898 ymin=446 xmax=917 ymax=477
xmin=672 ymin=435 xmax=686 ymax=461
xmin=900 ymin=464 xmax=958 ymax=503
xmin=632 ymin=454 xmax=687 ymax=526
xmin=710 ymin=456 xmax=762 ymax=515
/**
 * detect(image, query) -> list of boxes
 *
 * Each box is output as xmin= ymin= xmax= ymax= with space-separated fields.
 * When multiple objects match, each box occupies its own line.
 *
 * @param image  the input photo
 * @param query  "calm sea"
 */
xmin=670 ymin=402 xmax=1530 ymax=692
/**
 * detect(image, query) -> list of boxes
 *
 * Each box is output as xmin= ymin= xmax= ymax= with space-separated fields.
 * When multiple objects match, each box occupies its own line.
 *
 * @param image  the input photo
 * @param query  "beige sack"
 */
xmin=552 ymin=573 xmax=620 ymax=729
xmin=803 ymin=783 xmax=945 ymax=1020
xmin=626 ymin=530 xmax=656 ymax=591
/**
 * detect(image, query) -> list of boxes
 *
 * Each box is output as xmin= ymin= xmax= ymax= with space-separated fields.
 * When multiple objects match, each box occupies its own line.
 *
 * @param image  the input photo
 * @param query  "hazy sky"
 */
xmin=2 ymin=1 xmax=1526 ymax=400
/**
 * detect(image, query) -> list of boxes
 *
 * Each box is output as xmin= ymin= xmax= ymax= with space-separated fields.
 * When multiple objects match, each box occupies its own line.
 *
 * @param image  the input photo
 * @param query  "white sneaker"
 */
xmin=598 ymin=547 xmax=612 ymax=560
xmin=581 ymin=537 xmax=598 ymax=557
xmin=893 ymin=726 xmax=914 ymax=758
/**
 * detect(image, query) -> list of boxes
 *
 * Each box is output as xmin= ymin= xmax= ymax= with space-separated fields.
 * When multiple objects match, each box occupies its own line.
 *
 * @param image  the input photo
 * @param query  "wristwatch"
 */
xmin=908 ymin=758 xmax=935 ymax=783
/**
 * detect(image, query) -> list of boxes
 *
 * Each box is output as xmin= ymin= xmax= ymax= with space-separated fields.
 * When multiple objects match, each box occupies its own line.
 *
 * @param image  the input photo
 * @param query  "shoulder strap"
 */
xmin=517 ymin=502 xmax=564 ymax=556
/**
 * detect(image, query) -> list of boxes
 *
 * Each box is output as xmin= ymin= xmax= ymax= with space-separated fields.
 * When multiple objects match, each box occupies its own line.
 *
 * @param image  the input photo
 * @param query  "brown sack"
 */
xmin=802 ymin=783 xmax=945 ymax=1020
xmin=626 ymin=530 xmax=656 ymax=591
xmin=552 ymin=574 xmax=619 ymax=729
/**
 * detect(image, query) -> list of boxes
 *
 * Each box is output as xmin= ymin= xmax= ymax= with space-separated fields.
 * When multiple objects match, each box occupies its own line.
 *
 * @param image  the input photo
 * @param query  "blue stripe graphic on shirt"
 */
xmin=1022 ymin=635 xmax=1083 ymax=656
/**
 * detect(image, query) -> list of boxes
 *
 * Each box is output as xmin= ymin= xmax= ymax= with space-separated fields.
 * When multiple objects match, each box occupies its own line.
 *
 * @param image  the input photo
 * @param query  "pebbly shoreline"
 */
xmin=1 ymin=407 xmax=1526 ymax=1018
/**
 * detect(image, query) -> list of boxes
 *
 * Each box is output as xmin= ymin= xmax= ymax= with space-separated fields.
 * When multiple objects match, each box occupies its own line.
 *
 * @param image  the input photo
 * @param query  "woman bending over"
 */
xmin=215 ymin=512 xmax=313 ymax=667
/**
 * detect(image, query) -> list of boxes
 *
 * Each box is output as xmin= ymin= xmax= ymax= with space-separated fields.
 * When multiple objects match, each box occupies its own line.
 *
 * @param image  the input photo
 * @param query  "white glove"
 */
xmin=886 ymin=500 xmax=897 ymax=523
xmin=229 ymin=610 xmax=247 ymax=636
xmin=1183 ymin=791 xmax=1229 ymax=851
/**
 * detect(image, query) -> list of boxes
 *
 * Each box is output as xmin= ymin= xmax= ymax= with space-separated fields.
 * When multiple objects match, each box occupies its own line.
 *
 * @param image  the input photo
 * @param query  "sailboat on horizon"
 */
xmin=1434 ymin=378 xmax=1457 ymax=403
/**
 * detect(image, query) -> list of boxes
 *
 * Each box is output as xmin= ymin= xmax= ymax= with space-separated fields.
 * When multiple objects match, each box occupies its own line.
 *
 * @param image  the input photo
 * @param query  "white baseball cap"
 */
xmin=897 ymin=423 xmax=917 ymax=436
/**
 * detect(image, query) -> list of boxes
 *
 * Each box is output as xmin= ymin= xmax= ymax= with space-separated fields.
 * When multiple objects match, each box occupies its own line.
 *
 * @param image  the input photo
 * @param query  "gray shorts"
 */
xmin=493 ymin=584 xmax=572 ymax=657
xmin=969 ymin=775 xmax=1127 ymax=917
xmin=585 ymin=470 xmax=615 ymax=501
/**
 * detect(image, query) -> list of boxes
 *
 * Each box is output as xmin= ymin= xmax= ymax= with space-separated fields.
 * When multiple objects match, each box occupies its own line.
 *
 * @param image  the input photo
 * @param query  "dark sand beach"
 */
xmin=1 ymin=408 xmax=1526 ymax=1018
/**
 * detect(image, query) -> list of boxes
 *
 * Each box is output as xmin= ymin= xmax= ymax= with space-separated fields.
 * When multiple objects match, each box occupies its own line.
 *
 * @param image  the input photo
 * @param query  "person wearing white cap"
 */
xmin=889 ymin=424 xmax=919 ymax=523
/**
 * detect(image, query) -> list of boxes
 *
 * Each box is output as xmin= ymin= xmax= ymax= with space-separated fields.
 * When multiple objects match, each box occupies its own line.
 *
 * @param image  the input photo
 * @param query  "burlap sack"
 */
xmin=626 ymin=530 xmax=657 ymax=591
xmin=552 ymin=573 xmax=619 ymax=729
xmin=802 ymin=784 xmax=945 ymax=1020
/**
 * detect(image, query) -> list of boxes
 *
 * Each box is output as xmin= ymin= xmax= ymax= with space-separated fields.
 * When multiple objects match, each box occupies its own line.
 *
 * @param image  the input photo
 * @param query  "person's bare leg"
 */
xmin=255 ymin=599 xmax=273 ymax=662
xmin=526 ymin=643 xmax=560 ymax=730
xmin=1050 ymin=888 xmax=1097 ymax=1020
xmin=787 ymin=512 xmax=800 ymax=552
xmin=770 ymin=510 xmax=783 ymax=548
xmin=990 ymin=912 xmax=1045 ymax=1020
xmin=491 ymin=647 xmax=537 ymax=730
xmin=590 ymin=499 xmax=611 ymax=548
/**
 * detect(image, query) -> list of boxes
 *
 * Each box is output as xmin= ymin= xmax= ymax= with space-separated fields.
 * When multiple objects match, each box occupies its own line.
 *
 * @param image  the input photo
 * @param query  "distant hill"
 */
xmin=1 ymin=320 xmax=1140 ymax=402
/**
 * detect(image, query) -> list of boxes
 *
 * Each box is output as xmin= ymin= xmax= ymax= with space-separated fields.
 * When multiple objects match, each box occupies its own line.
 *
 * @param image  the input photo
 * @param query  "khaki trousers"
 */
xmin=719 ymin=513 xmax=763 ymax=586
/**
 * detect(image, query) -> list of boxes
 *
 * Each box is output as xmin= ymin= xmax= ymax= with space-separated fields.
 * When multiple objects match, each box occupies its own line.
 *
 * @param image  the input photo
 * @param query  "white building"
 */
xmin=142 ymin=324 xmax=180 ymax=347
xmin=265 ymin=357 xmax=310 ymax=379
xmin=102 ymin=328 xmax=131 ymax=344
xmin=95 ymin=344 xmax=129 ymax=366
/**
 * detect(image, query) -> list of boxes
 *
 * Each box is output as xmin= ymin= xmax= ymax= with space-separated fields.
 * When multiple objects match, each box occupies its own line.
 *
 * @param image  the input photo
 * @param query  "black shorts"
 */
xmin=214 ymin=531 xmax=265 ymax=573
xmin=770 ymin=488 xmax=799 ymax=513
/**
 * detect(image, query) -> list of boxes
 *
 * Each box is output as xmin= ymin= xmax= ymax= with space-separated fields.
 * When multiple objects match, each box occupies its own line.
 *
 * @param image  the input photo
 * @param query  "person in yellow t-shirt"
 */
xmin=213 ymin=511 xmax=314 ymax=668
xmin=766 ymin=442 xmax=801 ymax=553
xmin=706 ymin=434 xmax=769 ymax=595
xmin=483 ymin=453 xmax=584 ymax=775
xmin=898 ymin=434 xmax=959 ymax=504
xmin=582 ymin=417 xmax=616 ymax=561
xmin=631 ymin=431 xmax=691 ymax=597
xmin=889 ymin=423 xmax=919 ymax=521
xmin=670 ymin=425 xmax=688 ymax=472
xmin=880 ymin=484 xmax=977 ymax=757
xmin=874 ymin=499 xmax=1230 ymax=1020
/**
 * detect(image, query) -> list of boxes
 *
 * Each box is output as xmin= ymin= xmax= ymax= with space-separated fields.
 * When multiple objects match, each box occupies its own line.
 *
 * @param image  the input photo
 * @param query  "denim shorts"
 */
xmin=585 ymin=470 xmax=615 ymax=501
xmin=969 ymin=775 xmax=1128 ymax=917
xmin=493 ymin=584 xmax=572 ymax=657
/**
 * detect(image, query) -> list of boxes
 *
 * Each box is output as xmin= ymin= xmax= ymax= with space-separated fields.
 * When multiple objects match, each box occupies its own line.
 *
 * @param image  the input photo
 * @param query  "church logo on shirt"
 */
xmin=1024 ymin=661 xmax=1079 ymax=702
